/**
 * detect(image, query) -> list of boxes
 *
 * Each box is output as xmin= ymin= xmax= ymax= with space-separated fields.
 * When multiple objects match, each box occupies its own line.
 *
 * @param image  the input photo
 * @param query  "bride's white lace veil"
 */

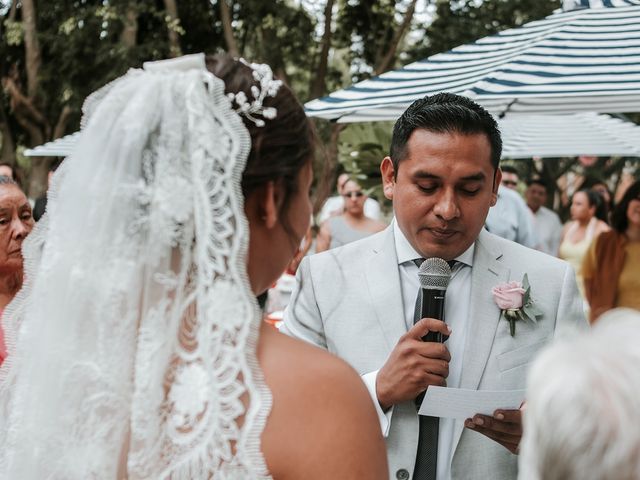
xmin=0 ymin=53 xmax=277 ymax=479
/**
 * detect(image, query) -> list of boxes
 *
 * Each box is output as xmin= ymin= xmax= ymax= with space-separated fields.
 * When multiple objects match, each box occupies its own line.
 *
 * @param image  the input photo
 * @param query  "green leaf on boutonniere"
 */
xmin=522 ymin=273 xmax=531 ymax=305
xmin=528 ymin=303 xmax=544 ymax=318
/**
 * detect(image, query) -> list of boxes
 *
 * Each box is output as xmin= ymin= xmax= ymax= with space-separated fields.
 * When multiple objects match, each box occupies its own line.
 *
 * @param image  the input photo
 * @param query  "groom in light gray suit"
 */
xmin=282 ymin=93 xmax=586 ymax=480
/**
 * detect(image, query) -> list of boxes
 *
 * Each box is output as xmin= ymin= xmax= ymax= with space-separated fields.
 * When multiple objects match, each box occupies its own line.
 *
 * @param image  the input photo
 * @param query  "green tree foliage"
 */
xmin=0 ymin=0 xmax=636 ymax=198
xmin=226 ymin=0 xmax=316 ymax=98
xmin=407 ymin=0 xmax=560 ymax=61
xmin=0 ymin=0 xmax=317 ymax=194
xmin=338 ymin=122 xmax=393 ymax=204
xmin=335 ymin=0 xmax=418 ymax=81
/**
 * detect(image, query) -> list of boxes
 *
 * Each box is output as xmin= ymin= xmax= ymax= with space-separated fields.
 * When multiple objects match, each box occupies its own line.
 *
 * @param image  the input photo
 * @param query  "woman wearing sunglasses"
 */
xmin=316 ymin=178 xmax=387 ymax=252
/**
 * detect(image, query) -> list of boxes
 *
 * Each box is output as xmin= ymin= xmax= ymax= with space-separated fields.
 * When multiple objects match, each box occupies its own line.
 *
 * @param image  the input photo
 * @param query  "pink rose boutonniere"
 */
xmin=492 ymin=274 xmax=543 ymax=336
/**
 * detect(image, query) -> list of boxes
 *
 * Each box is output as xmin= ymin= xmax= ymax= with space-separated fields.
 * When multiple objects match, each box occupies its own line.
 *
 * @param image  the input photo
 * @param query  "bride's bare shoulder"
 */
xmin=258 ymin=325 xmax=372 ymax=409
xmin=258 ymin=325 xmax=388 ymax=480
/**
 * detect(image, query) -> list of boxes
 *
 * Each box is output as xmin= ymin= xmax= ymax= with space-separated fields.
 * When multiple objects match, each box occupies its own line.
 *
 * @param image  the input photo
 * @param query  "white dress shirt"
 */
xmin=362 ymin=220 xmax=473 ymax=480
xmin=485 ymin=185 xmax=537 ymax=248
xmin=530 ymin=205 xmax=562 ymax=256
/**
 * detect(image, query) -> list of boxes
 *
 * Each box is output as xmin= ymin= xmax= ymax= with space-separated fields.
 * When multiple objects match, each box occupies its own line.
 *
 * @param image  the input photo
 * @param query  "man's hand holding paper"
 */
xmin=419 ymin=385 xmax=526 ymax=453
xmin=465 ymin=408 xmax=523 ymax=454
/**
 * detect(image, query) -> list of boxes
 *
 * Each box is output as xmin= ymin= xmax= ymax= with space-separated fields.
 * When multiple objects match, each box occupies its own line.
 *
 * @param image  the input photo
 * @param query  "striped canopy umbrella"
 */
xmin=23 ymin=111 xmax=640 ymax=160
xmin=306 ymin=1 xmax=640 ymax=122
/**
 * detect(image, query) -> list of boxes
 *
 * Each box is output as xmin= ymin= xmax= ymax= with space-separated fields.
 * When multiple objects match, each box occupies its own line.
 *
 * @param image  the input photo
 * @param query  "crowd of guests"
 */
xmin=297 ymin=165 xmax=639 ymax=326
xmin=492 ymin=168 xmax=639 ymax=323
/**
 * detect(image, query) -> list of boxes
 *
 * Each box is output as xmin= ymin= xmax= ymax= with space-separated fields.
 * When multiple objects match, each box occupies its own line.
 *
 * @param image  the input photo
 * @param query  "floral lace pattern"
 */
xmin=0 ymin=54 xmax=272 ymax=479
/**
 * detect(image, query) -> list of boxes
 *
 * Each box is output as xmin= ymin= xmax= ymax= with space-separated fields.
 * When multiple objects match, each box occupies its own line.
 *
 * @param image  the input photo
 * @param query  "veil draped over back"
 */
xmin=0 ymin=54 xmax=272 ymax=479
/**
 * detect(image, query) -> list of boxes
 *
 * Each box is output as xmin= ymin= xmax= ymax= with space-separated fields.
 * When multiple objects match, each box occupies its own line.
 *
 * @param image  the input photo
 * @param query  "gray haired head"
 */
xmin=418 ymin=258 xmax=452 ymax=290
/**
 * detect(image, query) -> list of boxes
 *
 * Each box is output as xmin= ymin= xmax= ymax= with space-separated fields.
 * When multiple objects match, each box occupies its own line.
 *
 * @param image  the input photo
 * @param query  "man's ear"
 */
xmin=490 ymin=168 xmax=502 ymax=207
xmin=380 ymin=157 xmax=396 ymax=201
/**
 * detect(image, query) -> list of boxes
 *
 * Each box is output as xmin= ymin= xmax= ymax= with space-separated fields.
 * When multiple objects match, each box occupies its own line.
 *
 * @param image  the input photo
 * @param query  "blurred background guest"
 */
xmin=519 ymin=308 xmax=640 ymax=480
xmin=582 ymin=180 xmax=640 ymax=323
xmin=316 ymin=178 xmax=386 ymax=252
xmin=500 ymin=164 xmax=520 ymax=190
xmin=579 ymin=175 xmax=614 ymax=222
xmin=0 ymin=176 xmax=35 ymax=366
xmin=591 ymin=179 xmax=613 ymax=220
xmin=525 ymin=178 xmax=562 ymax=256
xmin=485 ymin=181 xmax=538 ymax=248
xmin=0 ymin=164 xmax=15 ymax=180
xmin=558 ymin=189 xmax=610 ymax=297
xmin=317 ymin=172 xmax=381 ymax=223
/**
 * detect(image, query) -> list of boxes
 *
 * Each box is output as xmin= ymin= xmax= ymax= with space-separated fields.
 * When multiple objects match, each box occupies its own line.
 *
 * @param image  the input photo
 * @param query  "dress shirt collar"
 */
xmin=392 ymin=219 xmax=475 ymax=267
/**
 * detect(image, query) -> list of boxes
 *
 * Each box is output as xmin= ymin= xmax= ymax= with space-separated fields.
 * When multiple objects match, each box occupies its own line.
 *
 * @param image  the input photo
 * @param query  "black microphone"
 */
xmin=417 ymin=258 xmax=452 ymax=343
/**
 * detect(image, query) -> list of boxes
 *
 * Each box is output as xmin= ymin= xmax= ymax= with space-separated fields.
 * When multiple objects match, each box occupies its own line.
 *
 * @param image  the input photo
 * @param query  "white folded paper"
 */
xmin=419 ymin=386 xmax=526 ymax=420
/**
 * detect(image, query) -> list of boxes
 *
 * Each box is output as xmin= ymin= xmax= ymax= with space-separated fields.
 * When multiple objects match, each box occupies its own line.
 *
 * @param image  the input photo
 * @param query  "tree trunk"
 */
xmin=53 ymin=105 xmax=72 ymax=140
xmin=374 ymin=0 xmax=418 ymax=75
xmin=28 ymin=158 xmax=50 ymax=199
xmin=0 ymin=105 xmax=16 ymax=166
xmin=327 ymin=122 xmax=345 ymax=169
xmin=220 ymin=0 xmax=240 ymax=57
xmin=309 ymin=0 xmax=336 ymax=100
xmin=163 ymin=0 xmax=182 ymax=57
xmin=120 ymin=5 xmax=138 ymax=48
xmin=275 ymin=66 xmax=289 ymax=87
xmin=21 ymin=0 xmax=41 ymax=99
xmin=3 ymin=76 xmax=48 ymax=147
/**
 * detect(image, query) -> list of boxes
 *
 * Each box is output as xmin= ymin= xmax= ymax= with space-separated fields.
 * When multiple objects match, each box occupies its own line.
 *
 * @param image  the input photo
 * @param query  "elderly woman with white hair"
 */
xmin=519 ymin=308 xmax=640 ymax=480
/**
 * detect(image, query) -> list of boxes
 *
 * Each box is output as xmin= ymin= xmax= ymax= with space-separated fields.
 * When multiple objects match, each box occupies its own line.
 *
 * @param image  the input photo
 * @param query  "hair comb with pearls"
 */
xmin=226 ymin=59 xmax=282 ymax=127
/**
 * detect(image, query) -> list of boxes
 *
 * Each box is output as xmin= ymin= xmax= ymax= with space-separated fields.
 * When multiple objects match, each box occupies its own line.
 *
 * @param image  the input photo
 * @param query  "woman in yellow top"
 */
xmin=559 ymin=189 xmax=610 ymax=297
xmin=583 ymin=180 xmax=640 ymax=323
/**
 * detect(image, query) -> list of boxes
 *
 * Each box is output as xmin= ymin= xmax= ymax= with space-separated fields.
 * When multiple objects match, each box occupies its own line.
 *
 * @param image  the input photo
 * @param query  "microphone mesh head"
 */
xmin=418 ymin=257 xmax=452 ymax=290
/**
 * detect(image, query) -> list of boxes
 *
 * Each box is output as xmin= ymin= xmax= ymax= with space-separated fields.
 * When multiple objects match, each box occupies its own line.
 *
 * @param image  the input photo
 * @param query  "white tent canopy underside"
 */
xmin=500 ymin=112 xmax=640 ymax=158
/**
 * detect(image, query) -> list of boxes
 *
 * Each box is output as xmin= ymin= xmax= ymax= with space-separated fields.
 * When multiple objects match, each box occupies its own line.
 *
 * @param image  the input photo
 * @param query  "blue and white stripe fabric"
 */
xmin=305 ymin=2 xmax=640 ymax=122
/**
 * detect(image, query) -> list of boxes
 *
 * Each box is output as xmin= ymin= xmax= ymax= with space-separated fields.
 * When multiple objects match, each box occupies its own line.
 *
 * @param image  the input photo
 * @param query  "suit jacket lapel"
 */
xmin=365 ymin=226 xmax=406 ymax=352
xmin=452 ymin=230 xmax=509 ymax=451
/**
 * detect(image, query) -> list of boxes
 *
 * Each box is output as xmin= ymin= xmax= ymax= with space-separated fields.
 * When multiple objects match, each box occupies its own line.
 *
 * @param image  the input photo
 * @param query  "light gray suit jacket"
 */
xmin=282 ymin=226 xmax=586 ymax=480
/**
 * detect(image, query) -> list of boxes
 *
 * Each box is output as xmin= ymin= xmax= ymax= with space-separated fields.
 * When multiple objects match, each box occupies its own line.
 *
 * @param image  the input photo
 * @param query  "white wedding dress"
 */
xmin=0 ymin=54 xmax=273 ymax=479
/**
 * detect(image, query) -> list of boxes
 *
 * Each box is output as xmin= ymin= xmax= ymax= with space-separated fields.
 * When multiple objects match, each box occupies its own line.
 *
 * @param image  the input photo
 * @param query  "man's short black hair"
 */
xmin=390 ymin=92 xmax=502 ymax=173
xmin=501 ymin=165 xmax=519 ymax=176
xmin=526 ymin=178 xmax=548 ymax=191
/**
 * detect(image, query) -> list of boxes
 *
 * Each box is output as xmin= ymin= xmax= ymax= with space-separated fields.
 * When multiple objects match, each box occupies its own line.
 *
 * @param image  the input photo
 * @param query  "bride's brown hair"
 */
xmin=206 ymin=54 xmax=320 ymax=239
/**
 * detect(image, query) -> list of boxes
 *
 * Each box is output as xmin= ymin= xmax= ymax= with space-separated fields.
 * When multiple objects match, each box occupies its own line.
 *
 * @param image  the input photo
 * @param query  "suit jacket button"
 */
xmin=396 ymin=468 xmax=410 ymax=480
